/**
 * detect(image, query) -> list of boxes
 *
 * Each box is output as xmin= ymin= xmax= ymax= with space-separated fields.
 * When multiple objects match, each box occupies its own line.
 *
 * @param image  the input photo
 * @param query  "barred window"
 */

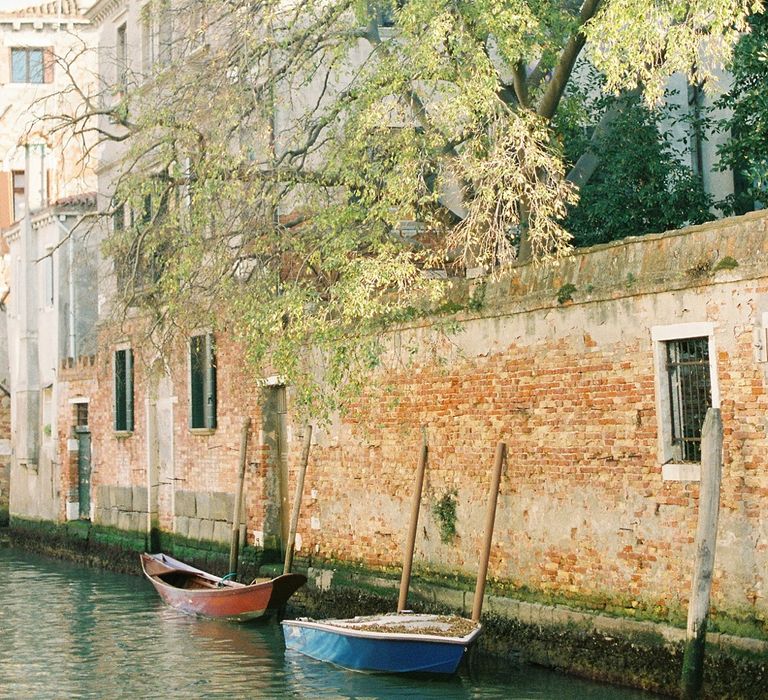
xmin=665 ymin=337 xmax=711 ymax=462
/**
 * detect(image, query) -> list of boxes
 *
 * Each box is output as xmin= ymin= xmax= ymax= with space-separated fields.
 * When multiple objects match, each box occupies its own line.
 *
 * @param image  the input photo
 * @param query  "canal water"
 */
xmin=0 ymin=546 xmax=658 ymax=699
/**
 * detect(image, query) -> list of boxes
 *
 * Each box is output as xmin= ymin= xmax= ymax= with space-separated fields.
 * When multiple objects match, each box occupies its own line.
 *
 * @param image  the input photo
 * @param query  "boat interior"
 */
xmin=157 ymin=571 xmax=231 ymax=590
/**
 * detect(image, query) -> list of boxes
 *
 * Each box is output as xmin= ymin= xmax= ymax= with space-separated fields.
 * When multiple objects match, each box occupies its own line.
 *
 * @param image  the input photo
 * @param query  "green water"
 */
xmin=0 ymin=546 xmax=658 ymax=699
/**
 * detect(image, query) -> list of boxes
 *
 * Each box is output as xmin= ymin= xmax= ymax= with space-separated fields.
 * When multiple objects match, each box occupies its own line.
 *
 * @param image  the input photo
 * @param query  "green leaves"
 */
xmin=82 ymin=0 xmax=754 ymax=418
xmin=562 ymin=90 xmax=714 ymax=246
xmin=715 ymin=12 xmax=768 ymax=215
xmin=587 ymin=0 xmax=760 ymax=104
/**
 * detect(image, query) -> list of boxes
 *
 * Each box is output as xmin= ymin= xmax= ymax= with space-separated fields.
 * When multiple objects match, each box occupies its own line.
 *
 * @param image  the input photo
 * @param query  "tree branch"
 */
xmin=536 ymin=0 xmax=602 ymax=121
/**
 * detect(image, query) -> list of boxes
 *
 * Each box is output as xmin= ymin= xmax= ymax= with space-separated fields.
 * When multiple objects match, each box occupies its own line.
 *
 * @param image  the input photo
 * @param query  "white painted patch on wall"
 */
xmin=67 ymin=438 xmax=78 ymax=452
xmin=0 ymin=439 xmax=10 ymax=456
xmin=758 ymin=312 xmax=768 ymax=362
xmin=252 ymin=530 xmax=264 ymax=547
xmin=66 ymin=501 xmax=79 ymax=520
xmin=662 ymin=463 xmax=702 ymax=482
xmin=308 ymin=567 xmax=334 ymax=591
xmin=261 ymin=375 xmax=284 ymax=386
xmin=295 ymin=533 xmax=302 ymax=551
xmin=310 ymin=516 xmax=320 ymax=530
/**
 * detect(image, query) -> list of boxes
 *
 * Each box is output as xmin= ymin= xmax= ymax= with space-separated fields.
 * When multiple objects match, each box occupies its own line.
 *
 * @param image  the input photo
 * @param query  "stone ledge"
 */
xmin=298 ymin=564 xmax=768 ymax=656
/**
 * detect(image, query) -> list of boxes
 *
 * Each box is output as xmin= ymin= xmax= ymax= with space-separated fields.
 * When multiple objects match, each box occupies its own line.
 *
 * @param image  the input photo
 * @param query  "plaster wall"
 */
xmin=0 ymin=11 xmax=97 ymax=202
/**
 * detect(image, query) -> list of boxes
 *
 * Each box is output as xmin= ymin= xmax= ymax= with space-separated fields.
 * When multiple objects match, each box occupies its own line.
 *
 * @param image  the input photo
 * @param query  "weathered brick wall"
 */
xmin=77 ymin=321 xmax=271 ymax=540
xmin=57 ymin=356 xmax=98 ymax=522
xmin=0 ymin=390 xmax=10 ymax=520
xmin=287 ymin=211 xmax=768 ymax=621
xmin=56 ymin=210 xmax=768 ymax=622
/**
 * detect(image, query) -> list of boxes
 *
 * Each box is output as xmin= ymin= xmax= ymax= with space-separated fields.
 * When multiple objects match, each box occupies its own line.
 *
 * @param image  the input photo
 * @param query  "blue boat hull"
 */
xmin=282 ymin=616 xmax=480 ymax=674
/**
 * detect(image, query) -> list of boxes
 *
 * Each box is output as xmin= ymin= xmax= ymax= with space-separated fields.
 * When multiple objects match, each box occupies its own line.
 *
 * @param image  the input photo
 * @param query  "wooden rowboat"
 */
xmin=140 ymin=552 xmax=306 ymax=622
xmin=282 ymin=612 xmax=481 ymax=674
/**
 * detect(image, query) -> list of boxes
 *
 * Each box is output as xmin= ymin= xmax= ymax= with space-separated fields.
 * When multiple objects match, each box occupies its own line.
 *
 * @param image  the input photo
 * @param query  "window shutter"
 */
xmin=126 ymin=349 xmax=134 ymax=431
xmin=114 ymin=349 xmax=134 ymax=431
xmin=190 ymin=336 xmax=204 ymax=428
xmin=115 ymin=350 xmax=126 ymax=430
xmin=204 ymin=334 xmax=216 ymax=429
xmin=43 ymin=47 xmax=54 ymax=83
xmin=0 ymin=172 xmax=12 ymax=230
xmin=11 ymin=47 xmax=23 ymax=82
xmin=190 ymin=334 xmax=216 ymax=429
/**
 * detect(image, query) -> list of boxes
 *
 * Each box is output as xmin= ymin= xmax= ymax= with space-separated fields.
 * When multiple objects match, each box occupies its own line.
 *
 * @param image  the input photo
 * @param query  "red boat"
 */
xmin=140 ymin=552 xmax=306 ymax=622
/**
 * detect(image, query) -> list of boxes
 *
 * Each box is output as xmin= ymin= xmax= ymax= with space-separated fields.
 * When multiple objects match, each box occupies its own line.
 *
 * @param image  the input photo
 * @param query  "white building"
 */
xmin=1 ymin=0 xmax=98 ymax=520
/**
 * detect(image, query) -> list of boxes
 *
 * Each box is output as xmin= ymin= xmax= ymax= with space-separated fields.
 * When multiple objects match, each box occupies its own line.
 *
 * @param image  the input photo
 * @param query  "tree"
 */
xmin=44 ymin=0 xmax=760 ymax=416
xmin=559 ymin=87 xmax=714 ymax=247
xmin=716 ymin=11 xmax=768 ymax=215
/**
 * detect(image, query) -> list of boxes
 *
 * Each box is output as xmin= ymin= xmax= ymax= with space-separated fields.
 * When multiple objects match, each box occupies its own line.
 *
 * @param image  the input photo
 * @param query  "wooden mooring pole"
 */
xmin=283 ymin=424 xmax=313 ymax=575
xmin=229 ymin=417 xmax=251 ymax=577
xmin=397 ymin=428 xmax=428 ymax=613
xmin=680 ymin=408 xmax=723 ymax=700
xmin=472 ymin=441 xmax=506 ymax=623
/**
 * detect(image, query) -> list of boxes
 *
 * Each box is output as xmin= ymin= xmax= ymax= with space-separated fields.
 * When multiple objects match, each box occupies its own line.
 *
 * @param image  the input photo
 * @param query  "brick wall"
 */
xmin=57 ymin=355 xmax=98 ymax=522
xmin=58 ymin=210 xmax=768 ymax=620
xmin=0 ymin=390 xmax=10 ymax=520
xmin=70 ymin=323 xmax=272 ymax=541
xmin=286 ymin=211 xmax=768 ymax=620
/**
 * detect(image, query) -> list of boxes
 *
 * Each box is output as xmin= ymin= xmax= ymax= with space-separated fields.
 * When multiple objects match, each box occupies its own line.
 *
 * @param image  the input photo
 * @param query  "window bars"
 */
xmin=666 ymin=337 xmax=712 ymax=462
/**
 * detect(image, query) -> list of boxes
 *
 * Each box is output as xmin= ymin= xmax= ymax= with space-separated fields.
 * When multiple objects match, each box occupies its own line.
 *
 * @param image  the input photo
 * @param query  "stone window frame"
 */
xmin=116 ymin=22 xmax=128 ymax=91
xmin=651 ymin=322 xmax=720 ymax=482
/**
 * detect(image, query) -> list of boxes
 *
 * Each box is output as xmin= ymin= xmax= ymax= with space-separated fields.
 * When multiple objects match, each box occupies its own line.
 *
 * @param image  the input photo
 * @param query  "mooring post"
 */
xmin=229 ymin=417 xmax=251 ymax=577
xmin=680 ymin=408 xmax=723 ymax=700
xmin=472 ymin=441 xmax=506 ymax=623
xmin=398 ymin=427 xmax=428 ymax=613
xmin=283 ymin=424 xmax=312 ymax=575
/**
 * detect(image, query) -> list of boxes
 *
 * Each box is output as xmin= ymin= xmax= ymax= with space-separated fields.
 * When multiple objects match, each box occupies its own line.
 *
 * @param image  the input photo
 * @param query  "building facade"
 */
xmin=1 ymin=1 xmax=98 ymax=521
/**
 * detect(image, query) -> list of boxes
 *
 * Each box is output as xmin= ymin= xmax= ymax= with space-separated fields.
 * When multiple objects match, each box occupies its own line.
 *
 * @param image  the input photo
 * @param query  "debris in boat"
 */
xmin=307 ymin=613 xmax=480 ymax=638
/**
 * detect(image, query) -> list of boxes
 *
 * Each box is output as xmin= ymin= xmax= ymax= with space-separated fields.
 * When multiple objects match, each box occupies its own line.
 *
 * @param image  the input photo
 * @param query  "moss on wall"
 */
xmin=7 ymin=517 xmax=278 ymax=579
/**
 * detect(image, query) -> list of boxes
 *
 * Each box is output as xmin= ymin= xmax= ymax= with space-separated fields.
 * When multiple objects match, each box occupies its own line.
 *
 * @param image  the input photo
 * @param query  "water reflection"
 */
xmin=0 ymin=547 xmax=657 ymax=699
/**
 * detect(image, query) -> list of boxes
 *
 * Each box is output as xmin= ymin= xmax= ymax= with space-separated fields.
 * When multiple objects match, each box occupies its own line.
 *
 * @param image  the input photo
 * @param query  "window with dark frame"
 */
xmin=112 ymin=202 xmax=125 ymax=231
xmin=114 ymin=348 xmax=134 ymax=432
xmin=114 ymin=178 xmax=170 ymax=293
xmin=190 ymin=333 xmax=216 ymax=429
xmin=75 ymin=402 xmax=89 ymax=428
xmin=665 ymin=337 xmax=712 ymax=462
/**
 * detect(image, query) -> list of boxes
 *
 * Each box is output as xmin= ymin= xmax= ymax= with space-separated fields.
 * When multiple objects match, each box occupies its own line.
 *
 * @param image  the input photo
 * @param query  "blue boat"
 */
xmin=281 ymin=612 xmax=481 ymax=674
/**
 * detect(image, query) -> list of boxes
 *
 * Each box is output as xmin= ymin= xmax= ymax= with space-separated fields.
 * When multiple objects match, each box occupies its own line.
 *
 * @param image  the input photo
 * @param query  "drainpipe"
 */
xmin=55 ymin=216 xmax=76 ymax=359
xmin=18 ymin=144 xmax=40 ymax=466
